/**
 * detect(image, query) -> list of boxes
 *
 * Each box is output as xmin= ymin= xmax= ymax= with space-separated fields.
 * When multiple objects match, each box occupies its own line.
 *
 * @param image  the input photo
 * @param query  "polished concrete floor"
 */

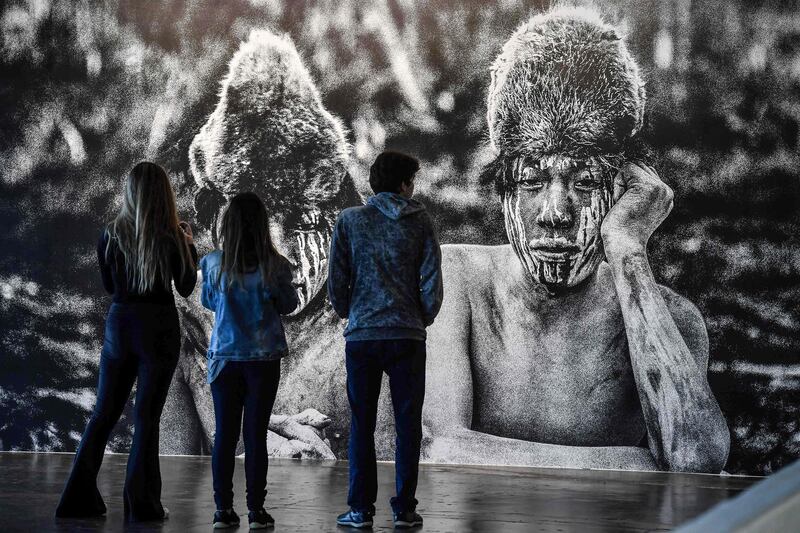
xmin=0 ymin=452 xmax=759 ymax=532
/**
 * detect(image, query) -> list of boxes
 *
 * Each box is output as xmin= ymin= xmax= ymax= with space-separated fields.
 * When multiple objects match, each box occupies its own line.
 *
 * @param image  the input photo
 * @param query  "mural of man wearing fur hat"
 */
xmin=422 ymin=6 xmax=730 ymax=472
xmin=162 ymin=6 xmax=730 ymax=473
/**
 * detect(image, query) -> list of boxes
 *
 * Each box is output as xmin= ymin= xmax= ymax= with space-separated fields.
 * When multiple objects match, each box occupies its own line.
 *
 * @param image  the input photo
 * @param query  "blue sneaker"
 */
xmin=248 ymin=508 xmax=275 ymax=529
xmin=393 ymin=510 xmax=423 ymax=528
xmin=336 ymin=509 xmax=374 ymax=528
xmin=212 ymin=509 xmax=240 ymax=529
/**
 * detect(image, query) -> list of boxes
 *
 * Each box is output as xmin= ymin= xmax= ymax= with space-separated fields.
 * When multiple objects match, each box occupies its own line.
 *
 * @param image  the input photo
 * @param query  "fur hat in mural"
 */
xmin=487 ymin=5 xmax=645 ymax=161
xmin=189 ymin=29 xmax=352 ymax=220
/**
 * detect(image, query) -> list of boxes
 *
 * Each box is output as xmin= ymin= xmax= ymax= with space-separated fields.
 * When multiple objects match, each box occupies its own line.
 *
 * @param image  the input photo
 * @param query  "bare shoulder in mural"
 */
xmin=422 ymin=7 xmax=730 ymax=473
xmin=161 ymin=29 xmax=362 ymax=458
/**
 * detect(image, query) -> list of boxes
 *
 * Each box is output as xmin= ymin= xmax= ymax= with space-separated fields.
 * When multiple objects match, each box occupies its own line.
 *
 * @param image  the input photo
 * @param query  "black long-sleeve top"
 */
xmin=97 ymin=230 xmax=198 ymax=304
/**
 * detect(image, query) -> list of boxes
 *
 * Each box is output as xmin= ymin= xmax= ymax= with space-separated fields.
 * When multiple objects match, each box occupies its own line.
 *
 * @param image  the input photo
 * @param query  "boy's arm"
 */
xmin=327 ymin=214 xmax=352 ymax=318
xmin=419 ymin=214 xmax=444 ymax=326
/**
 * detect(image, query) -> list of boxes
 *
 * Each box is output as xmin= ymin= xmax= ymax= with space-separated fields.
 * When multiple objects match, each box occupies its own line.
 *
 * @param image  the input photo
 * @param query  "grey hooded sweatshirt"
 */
xmin=327 ymin=192 xmax=444 ymax=341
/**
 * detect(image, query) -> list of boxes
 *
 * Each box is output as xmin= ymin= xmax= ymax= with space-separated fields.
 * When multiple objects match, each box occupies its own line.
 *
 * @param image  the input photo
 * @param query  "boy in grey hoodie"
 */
xmin=328 ymin=151 xmax=443 ymax=529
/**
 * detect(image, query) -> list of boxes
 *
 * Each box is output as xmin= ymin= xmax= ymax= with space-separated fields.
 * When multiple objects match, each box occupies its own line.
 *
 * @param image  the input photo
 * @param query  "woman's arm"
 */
xmin=172 ymin=239 xmax=199 ymax=298
xmin=96 ymin=230 xmax=114 ymax=294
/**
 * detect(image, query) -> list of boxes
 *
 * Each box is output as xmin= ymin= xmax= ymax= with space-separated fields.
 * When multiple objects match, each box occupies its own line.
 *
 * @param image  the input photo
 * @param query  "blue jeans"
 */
xmin=346 ymin=339 xmax=426 ymax=515
xmin=56 ymin=303 xmax=180 ymax=522
xmin=210 ymin=360 xmax=281 ymax=511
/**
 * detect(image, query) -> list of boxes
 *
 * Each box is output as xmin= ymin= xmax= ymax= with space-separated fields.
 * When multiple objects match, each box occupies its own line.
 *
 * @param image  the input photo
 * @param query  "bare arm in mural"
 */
xmin=601 ymin=163 xmax=730 ymax=472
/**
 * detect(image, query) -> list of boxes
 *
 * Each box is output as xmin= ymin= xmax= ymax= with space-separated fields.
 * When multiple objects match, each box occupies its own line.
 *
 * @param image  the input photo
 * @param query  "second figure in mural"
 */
xmin=161 ymin=30 xmax=361 ymax=458
xmin=422 ymin=6 xmax=730 ymax=472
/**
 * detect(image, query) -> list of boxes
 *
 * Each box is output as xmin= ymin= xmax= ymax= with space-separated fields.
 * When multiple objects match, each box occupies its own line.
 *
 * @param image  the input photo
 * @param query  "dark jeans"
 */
xmin=346 ymin=338 xmax=426 ymax=515
xmin=210 ymin=359 xmax=281 ymax=511
xmin=56 ymin=303 xmax=180 ymax=522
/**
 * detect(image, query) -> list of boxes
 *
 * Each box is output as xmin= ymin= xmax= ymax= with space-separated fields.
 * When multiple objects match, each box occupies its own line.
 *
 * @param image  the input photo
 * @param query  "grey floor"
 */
xmin=0 ymin=452 xmax=759 ymax=532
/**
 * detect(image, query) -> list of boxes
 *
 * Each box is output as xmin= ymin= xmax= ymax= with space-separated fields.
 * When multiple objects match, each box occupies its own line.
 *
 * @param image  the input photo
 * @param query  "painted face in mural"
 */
xmin=503 ymin=154 xmax=615 ymax=288
xmin=265 ymin=205 xmax=334 ymax=314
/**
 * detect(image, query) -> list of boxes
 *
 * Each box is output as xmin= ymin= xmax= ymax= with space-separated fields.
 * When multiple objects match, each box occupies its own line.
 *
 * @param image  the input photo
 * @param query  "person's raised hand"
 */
xmin=178 ymin=221 xmax=194 ymax=245
xmin=601 ymin=162 xmax=673 ymax=259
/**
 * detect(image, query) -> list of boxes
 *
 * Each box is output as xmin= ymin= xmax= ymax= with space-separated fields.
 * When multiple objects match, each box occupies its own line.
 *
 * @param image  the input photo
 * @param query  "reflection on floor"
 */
xmin=0 ymin=452 xmax=759 ymax=532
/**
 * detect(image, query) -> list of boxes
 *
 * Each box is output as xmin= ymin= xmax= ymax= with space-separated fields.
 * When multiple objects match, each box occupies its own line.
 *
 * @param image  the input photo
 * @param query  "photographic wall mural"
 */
xmin=1 ymin=0 xmax=798 ymax=476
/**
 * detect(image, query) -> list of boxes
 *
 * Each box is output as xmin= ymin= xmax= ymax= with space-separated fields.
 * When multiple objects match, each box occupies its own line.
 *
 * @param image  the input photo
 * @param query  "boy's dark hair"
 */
xmin=369 ymin=151 xmax=420 ymax=194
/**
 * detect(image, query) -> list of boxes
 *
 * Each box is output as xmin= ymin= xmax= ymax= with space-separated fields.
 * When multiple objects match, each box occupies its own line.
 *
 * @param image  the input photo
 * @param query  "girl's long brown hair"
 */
xmin=218 ymin=192 xmax=281 ymax=289
xmin=106 ymin=161 xmax=195 ymax=293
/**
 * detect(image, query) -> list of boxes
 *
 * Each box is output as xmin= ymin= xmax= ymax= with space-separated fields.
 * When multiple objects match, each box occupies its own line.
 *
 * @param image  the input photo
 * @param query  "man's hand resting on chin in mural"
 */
xmin=602 ymin=163 xmax=730 ymax=471
xmin=420 ymin=8 xmax=730 ymax=473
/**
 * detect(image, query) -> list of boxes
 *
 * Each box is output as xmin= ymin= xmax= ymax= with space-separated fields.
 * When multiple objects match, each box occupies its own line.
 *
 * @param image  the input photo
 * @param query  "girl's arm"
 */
xmin=270 ymin=256 xmax=299 ymax=315
xmin=199 ymin=255 xmax=216 ymax=311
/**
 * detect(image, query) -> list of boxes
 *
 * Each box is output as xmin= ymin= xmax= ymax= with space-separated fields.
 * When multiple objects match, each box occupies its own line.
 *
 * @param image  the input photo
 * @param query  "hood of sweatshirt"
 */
xmin=366 ymin=192 xmax=426 ymax=220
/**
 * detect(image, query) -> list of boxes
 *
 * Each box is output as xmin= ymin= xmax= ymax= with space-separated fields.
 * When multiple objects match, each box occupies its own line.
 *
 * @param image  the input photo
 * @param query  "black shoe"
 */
xmin=336 ymin=509 xmax=374 ymax=528
xmin=393 ymin=510 xmax=423 ymax=528
xmin=213 ymin=509 xmax=240 ymax=529
xmin=55 ymin=490 xmax=107 ymax=518
xmin=248 ymin=508 xmax=274 ymax=529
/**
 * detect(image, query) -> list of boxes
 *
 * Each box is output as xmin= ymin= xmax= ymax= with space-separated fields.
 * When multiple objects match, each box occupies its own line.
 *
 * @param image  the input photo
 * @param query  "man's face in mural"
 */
xmin=503 ymin=154 xmax=615 ymax=288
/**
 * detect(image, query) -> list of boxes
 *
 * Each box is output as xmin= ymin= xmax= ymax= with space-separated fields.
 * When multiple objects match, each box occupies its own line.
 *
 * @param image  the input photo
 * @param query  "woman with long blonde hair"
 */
xmin=56 ymin=161 xmax=197 ymax=522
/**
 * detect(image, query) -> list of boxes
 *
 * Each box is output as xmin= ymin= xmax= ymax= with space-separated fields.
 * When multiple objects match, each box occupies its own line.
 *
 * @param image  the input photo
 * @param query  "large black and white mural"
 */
xmin=1 ymin=0 xmax=798 ymax=476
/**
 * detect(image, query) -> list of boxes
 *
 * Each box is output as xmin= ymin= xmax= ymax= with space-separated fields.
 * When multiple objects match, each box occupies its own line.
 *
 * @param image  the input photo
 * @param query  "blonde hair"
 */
xmin=106 ymin=161 xmax=194 ymax=293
